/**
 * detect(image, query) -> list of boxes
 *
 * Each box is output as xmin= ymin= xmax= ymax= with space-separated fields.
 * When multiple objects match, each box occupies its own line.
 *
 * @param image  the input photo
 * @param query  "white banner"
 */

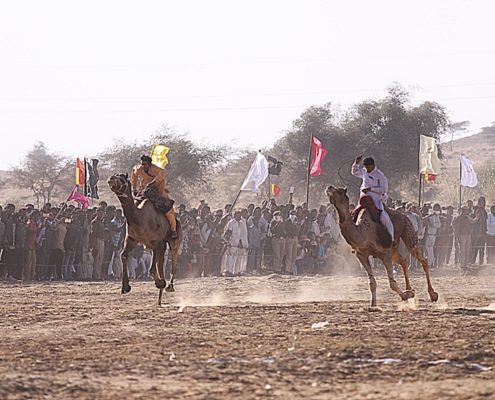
xmin=240 ymin=152 xmax=269 ymax=193
xmin=460 ymin=154 xmax=478 ymax=188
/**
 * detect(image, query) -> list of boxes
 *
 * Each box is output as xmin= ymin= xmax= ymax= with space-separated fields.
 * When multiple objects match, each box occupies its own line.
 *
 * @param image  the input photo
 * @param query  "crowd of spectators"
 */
xmin=399 ymin=196 xmax=495 ymax=272
xmin=1 ymin=194 xmax=494 ymax=282
xmin=0 ymin=201 xmax=125 ymax=282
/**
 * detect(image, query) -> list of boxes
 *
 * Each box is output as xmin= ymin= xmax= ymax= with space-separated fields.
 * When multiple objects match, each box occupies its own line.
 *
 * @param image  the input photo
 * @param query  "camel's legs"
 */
xmin=121 ymin=237 xmax=138 ymax=294
xmin=149 ymin=242 xmax=166 ymax=305
xmin=381 ymin=254 xmax=411 ymax=301
xmin=166 ymin=239 xmax=180 ymax=292
xmin=152 ymin=243 xmax=166 ymax=284
xmin=356 ymin=253 xmax=377 ymax=307
xmin=392 ymin=248 xmax=415 ymax=295
xmin=156 ymin=243 xmax=167 ymax=305
xmin=149 ymin=248 xmax=157 ymax=281
xmin=411 ymin=246 xmax=439 ymax=302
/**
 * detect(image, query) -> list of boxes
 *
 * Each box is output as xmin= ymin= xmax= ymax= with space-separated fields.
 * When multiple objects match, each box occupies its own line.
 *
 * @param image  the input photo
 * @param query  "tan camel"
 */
xmin=107 ymin=173 xmax=181 ymax=305
xmin=326 ymin=186 xmax=438 ymax=307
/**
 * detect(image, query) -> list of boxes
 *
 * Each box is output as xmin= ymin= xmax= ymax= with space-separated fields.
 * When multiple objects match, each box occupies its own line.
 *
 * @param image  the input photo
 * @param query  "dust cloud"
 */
xmin=173 ymin=274 xmax=368 ymax=309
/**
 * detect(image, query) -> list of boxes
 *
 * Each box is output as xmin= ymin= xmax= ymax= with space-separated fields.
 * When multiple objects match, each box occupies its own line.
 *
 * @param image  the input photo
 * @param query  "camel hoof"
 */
xmin=155 ymin=279 xmax=166 ymax=289
xmin=367 ymin=306 xmax=381 ymax=312
xmin=430 ymin=291 xmax=439 ymax=302
xmin=404 ymin=290 xmax=415 ymax=299
xmin=165 ymin=284 xmax=175 ymax=292
xmin=121 ymin=284 xmax=131 ymax=294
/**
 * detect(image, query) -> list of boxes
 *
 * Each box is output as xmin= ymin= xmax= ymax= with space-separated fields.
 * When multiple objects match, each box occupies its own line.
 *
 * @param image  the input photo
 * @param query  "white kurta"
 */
xmin=225 ymin=218 xmax=249 ymax=275
xmin=351 ymin=163 xmax=389 ymax=210
xmin=351 ymin=162 xmax=395 ymax=240
xmin=226 ymin=219 xmax=249 ymax=247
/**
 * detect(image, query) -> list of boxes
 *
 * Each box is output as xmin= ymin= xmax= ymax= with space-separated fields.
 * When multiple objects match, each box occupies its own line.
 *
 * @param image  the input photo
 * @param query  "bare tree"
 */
xmin=11 ymin=142 xmax=72 ymax=208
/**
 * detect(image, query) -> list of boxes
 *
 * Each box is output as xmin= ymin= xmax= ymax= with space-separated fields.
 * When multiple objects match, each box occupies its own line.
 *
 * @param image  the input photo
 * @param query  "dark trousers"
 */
xmin=62 ymin=249 xmax=76 ymax=280
xmin=0 ymin=249 xmax=6 ymax=278
xmin=263 ymin=238 xmax=273 ymax=268
xmin=247 ymin=247 xmax=262 ymax=272
xmin=49 ymin=249 xmax=65 ymax=279
xmin=435 ymin=234 xmax=453 ymax=267
xmin=471 ymin=234 xmax=487 ymax=265
xmin=458 ymin=235 xmax=472 ymax=270
xmin=3 ymin=248 xmax=20 ymax=279
xmin=209 ymin=253 xmax=223 ymax=277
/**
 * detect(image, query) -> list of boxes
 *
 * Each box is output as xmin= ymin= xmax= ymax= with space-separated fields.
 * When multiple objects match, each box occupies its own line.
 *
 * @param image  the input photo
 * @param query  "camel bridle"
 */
xmin=110 ymin=175 xmax=129 ymax=198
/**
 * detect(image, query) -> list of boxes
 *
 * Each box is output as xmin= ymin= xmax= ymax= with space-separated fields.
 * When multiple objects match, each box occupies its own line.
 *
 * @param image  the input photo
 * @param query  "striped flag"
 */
xmin=75 ymin=158 xmax=85 ymax=186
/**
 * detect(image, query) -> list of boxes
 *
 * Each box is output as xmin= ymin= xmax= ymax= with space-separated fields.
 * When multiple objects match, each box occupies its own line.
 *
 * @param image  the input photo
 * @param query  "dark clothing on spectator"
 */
xmin=471 ymin=208 xmax=488 ymax=265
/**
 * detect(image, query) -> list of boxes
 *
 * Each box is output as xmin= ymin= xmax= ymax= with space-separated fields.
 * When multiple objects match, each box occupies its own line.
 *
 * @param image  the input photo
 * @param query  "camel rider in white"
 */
xmin=351 ymin=155 xmax=396 ymax=246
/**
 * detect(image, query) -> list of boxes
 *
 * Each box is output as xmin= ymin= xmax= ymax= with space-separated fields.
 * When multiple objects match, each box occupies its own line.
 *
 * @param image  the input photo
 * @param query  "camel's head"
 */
xmin=325 ymin=185 xmax=349 ymax=207
xmin=107 ymin=173 xmax=129 ymax=197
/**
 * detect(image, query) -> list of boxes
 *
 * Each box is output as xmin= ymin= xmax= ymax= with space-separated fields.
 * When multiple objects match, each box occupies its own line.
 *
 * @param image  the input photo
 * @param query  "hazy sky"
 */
xmin=1 ymin=0 xmax=494 ymax=169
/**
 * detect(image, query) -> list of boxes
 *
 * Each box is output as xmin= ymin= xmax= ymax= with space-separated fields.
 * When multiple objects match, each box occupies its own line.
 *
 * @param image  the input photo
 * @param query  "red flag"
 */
xmin=76 ymin=158 xmax=85 ymax=186
xmin=309 ymin=135 xmax=328 ymax=177
xmin=68 ymin=186 xmax=89 ymax=209
xmin=271 ymin=184 xmax=281 ymax=197
xmin=424 ymin=173 xmax=436 ymax=182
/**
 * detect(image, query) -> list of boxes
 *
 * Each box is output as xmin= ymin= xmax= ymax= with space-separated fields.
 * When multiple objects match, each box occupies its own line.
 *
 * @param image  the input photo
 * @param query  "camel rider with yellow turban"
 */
xmin=131 ymin=155 xmax=178 ymax=239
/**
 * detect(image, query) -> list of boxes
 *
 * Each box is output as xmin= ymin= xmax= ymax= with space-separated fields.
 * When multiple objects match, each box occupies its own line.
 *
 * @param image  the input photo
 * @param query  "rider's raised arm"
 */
xmin=351 ymin=162 xmax=363 ymax=178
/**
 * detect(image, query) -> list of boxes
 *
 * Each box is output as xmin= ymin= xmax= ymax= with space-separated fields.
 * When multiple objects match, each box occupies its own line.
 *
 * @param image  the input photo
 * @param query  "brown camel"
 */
xmin=326 ymin=186 xmax=438 ymax=307
xmin=107 ymin=173 xmax=181 ymax=305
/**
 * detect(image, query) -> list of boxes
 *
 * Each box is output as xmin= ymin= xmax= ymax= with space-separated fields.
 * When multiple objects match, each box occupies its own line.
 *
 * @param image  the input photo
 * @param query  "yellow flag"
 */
xmin=419 ymin=135 xmax=440 ymax=175
xmin=151 ymin=144 xmax=170 ymax=168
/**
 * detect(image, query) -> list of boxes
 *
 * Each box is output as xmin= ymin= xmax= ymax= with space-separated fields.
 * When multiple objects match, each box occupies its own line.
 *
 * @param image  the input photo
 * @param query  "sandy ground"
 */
xmin=1 ymin=269 xmax=495 ymax=400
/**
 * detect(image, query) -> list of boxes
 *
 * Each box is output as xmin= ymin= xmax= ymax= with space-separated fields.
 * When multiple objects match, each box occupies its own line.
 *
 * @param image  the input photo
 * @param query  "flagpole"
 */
xmin=417 ymin=133 xmax=422 ymax=206
xmin=305 ymin=134 xmax=312 ymax=208
xmin=418 ymin=174 xmax=423 ymax=206
xmin=228 ymin=190 xmax=242 ymax=214
xmin=459 ymin=156 xmax=462 ymax=207
xmin=268 ymin=173 xmax=271 ymax=202
xmin=422 ymin=175 xmax=425 ymax=205
xmin=54 ymin=187 xmax=74 ymax=221
xmin=83 ymin=157 xmax=88 ymax=197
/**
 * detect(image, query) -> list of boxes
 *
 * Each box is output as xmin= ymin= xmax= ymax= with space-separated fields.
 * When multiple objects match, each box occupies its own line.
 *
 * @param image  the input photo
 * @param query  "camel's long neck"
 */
xmin=118 ymin=185 xmax=138 ymax=224
xmin=334 ymin=201 xmax=364 ymax=246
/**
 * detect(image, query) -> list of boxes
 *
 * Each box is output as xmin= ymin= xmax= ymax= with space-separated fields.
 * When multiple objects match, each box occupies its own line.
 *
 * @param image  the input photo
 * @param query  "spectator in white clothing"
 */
xmin=224 ymin=211 xmax=248 ymax=276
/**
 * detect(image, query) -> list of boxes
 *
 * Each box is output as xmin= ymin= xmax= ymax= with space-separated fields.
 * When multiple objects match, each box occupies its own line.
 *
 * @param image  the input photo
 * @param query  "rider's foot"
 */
xmin=170 ymin=230 xmax=178 ymax=239
xmin=391 ymin=240 xmax=397 ymax=247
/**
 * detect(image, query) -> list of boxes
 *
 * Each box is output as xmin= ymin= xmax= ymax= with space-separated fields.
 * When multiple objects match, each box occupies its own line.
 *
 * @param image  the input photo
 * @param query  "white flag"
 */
xmin=460 ymin=154 xmax=478 ymax=188
xmin=240 ymin=152 xmax=269 ymax=193
xmin=419 ymin=135 xmax=441 ymax=175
